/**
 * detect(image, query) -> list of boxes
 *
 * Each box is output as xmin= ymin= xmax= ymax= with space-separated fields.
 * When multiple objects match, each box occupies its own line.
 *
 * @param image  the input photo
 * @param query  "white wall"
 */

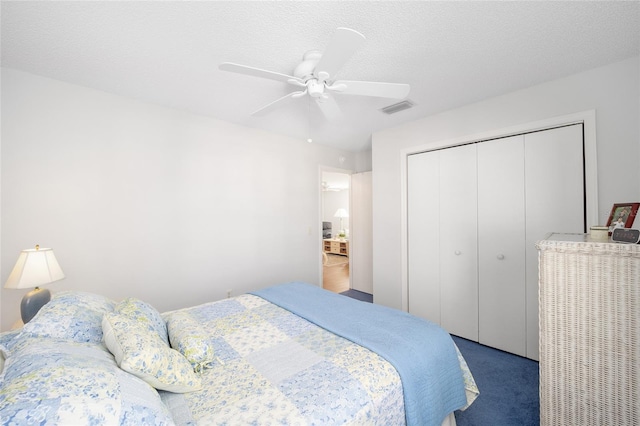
xmin=354 ymin=148 xmax=372 ymax=173
xmin=0 ymin=68 xmax=356 ymax=330
xmin=372 ymin=56 xmax=640 ymax=310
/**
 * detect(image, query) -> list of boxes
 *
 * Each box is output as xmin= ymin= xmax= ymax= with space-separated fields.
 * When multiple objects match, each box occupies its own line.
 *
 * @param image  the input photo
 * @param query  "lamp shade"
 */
xmin=4 ymin=246 xmax=65 ymax=290
xmin=334 ymin=208 xmax=349 ymax=218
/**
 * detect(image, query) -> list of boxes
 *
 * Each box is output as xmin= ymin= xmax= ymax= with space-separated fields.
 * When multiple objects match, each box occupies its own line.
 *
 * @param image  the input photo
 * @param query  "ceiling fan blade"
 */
xmin=315 ymin=96 xmax=342 ymax=121
xmin=220 ymin=62 xmax=302 ymax=84
xmin=314 ymin=28 xmax=365 ymax=81
xmin=331 ymin=80 xmax=410 ymax=99
xmin=251 ymin=91 xmax=304 ymax=116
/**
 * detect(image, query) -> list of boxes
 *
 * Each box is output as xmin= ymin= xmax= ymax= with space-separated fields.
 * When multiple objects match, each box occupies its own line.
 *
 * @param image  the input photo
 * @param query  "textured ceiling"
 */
xmin=2 ymin=1 xmax=639 ymax=152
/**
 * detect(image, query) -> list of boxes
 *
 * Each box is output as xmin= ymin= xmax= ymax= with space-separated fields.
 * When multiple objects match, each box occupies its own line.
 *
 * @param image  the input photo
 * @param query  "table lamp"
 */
xmin=334 ymin=208 xmax=349 ymax=238
xmin=4 ymin=245 xmax=65 ymax=323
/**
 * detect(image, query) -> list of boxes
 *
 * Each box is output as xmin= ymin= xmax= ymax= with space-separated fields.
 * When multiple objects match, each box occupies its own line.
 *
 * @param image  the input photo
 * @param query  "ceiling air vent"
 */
xmin=380 ymin=100 xmax=415 ymax=115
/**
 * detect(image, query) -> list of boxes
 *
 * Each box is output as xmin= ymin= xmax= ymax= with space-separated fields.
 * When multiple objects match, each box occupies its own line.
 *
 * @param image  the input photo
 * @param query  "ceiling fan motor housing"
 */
xmin=294 ymin=50 xmax=322 ymax=81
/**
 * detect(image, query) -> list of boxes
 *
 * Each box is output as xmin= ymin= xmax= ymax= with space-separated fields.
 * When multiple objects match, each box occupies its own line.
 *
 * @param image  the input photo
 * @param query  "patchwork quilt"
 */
xmin=161 ymin=291 xmax=478 ymax=425
xmin=162 ymin=294 xmax=405 ymax=425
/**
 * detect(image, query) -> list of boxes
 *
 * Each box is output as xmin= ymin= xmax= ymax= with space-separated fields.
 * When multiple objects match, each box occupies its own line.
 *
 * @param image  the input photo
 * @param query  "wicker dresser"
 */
xmin=537 ymin=233 xmax=639 ymax=425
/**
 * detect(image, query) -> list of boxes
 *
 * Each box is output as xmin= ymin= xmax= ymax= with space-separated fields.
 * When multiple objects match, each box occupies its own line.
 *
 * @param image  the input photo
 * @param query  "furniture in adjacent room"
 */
xmin=537 ymin=233 xmax=639 ymax=426
xmin=323 ymin=238 xmax=349 ymax=257
xmin=407 ymin=124 xmax=585 ymax=360
xmin=334 ymin=208 xmax=349 ymax=236
xmin=322 ymin=221 xmax=332 ymax=239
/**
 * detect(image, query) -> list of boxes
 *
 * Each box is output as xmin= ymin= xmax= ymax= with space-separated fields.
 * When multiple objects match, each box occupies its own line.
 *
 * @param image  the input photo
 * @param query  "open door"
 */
xmin=350 ymin=171 xmax=373 ymax=294
xmin=321 ymin=171 xmax=351 ymax=293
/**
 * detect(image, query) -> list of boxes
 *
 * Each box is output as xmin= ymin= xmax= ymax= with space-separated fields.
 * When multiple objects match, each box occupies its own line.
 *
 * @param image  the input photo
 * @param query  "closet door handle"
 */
xmin=497 ymin=254 xmax=505 ymax=260
xmin=455 ymin=250 xmax=461 ymax=256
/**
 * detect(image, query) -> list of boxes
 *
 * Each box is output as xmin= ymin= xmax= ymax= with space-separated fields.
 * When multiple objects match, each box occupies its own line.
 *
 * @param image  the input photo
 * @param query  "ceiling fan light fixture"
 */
xmin=307 ymin=80 xmax=325 ymax=98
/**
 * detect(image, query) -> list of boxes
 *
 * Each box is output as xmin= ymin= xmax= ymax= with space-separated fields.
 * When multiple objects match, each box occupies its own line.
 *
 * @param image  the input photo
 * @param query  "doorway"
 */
xmin=321 ymin=171 xmax=350 ymax=293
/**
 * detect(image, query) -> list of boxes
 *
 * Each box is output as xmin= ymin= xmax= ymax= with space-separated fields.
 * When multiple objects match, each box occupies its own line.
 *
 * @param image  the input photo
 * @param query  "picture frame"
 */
xmin=606 ymin=202 xmax=640 ymax=232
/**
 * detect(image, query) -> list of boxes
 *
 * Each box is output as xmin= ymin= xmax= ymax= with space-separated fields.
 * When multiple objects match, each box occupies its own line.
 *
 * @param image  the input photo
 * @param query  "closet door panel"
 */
xmin=439 ymin=144 xmax=478 ymax=341
xmin=524 ymin=123 xmax=584 ymax=360
xmin=477 ymin=136 xmax=527 ymax=356
xmin=407 ymin=152 xmax=440 ymax=325
xmin=525 ymin=125 xmax=584 ymax=236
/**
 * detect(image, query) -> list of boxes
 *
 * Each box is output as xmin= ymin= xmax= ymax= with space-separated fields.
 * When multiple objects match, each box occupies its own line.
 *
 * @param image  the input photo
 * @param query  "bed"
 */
xmin=0 ymin=282 xmax=478 ymax=425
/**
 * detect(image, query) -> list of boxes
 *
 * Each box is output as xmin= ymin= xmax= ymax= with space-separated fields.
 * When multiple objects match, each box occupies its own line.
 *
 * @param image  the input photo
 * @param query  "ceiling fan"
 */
xmin=322 ymin=181 xmax=345 ymax=192
xmin=219 ymin=28 xmax=410 ymax=120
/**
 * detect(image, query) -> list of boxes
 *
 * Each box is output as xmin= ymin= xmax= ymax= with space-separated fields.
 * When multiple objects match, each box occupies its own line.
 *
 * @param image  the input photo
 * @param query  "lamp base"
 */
xmin=20 ymin=287 xmax=51 ymax=324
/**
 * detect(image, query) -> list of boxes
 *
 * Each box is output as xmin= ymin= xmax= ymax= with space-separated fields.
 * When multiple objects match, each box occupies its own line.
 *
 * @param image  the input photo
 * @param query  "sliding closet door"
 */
xmin=477 ymin=136 xmax=527 ymax=356
xmin=407 ymin=151 xmax=440 ymax=324
xmin=439 ymin=144 xmax=478 ymax=341
xmin=524 ymin=124 xmax=584 ymax=360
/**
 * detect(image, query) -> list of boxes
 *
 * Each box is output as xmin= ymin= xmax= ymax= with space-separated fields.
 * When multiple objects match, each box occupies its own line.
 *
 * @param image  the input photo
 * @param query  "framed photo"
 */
xmin=606 ymin=202 xmax=640 ymax=232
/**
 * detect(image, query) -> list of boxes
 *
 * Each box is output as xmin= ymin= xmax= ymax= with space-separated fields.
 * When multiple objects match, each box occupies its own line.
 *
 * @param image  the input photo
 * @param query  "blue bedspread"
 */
xmin=253 ymin=282 xmax=468 ymax=426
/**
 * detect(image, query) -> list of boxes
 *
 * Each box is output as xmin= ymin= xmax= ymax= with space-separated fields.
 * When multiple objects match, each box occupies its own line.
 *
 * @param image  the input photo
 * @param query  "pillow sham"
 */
xmin=102 ymin=312 xmax=201 ymax=393
xmin=0 ymin=336 xmax=175 ymax=425
xmin=0 ymin=329 xmax=23 ymax=374
xmin=20 ymin=291 xmax=116 ymax=344
xmin=0 ymin=329 xmax=22 ymax=355
xmin=165 ymin=311 xmax=216 ymax=371
xmin=116 ymin=297 xmax=169 ymax=345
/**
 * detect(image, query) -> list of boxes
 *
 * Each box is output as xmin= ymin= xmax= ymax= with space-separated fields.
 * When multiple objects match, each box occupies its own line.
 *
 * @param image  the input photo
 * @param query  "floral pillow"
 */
xmin=102 ymin=312 xmax=201 ymax=393
xmin=165 ymin=311 xmax=216 ymax=371
xmin=0 ymin=335 xmax=175 ymax=425
xmin=116 ymin=298 xmax=169 ymax=345
xmin=0 ymin=329 xmax=23 ymax=358
xmin=20 ymin=291 xmax=116 ymax=344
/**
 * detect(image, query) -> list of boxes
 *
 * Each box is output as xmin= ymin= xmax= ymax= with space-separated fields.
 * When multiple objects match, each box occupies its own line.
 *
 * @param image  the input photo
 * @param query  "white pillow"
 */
xmin=102 ymin=312 xmax=201 ymax=393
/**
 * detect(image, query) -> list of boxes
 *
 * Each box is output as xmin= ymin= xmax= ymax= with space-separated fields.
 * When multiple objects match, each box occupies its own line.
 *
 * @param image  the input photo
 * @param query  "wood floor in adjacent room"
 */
xmin=323 ymin=254 xmax=349 ymax=294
